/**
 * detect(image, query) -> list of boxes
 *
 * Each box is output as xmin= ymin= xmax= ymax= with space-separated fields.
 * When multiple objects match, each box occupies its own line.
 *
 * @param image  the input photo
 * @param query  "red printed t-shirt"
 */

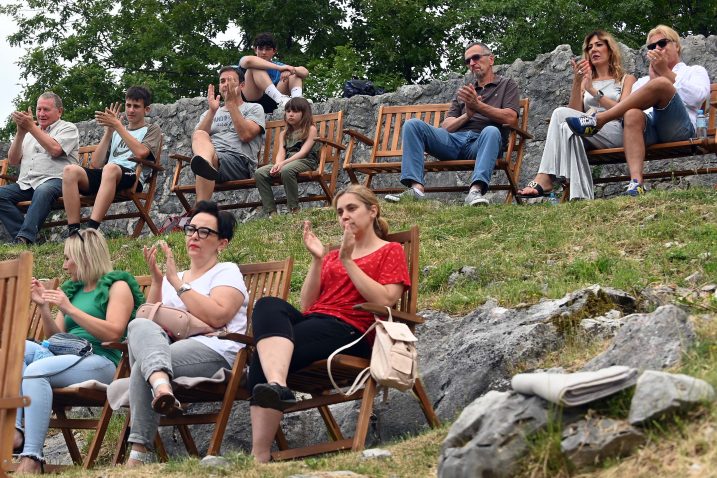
xmin=304 ymin=242 xmax=411 ymax=333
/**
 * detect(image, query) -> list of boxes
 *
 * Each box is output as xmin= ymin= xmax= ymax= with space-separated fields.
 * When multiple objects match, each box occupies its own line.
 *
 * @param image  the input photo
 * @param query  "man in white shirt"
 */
xmin=0 ymin=92 xmax=79 ymax=244
xmin=566 ymin=24 xmax=710 ymax=196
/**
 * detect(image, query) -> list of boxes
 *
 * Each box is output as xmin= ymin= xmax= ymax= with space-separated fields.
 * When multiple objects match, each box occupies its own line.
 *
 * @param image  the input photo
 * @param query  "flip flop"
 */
xmin=151 ymin=391 xmax=183 ymax=416
xmin=517 ymin=180 xmax=550 ymax=199
xmin=190 ymin=155 xmax=219 ymax=181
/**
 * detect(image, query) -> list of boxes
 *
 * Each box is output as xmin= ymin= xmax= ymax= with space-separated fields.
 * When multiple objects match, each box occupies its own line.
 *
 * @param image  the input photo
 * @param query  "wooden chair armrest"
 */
xmin=343 ymin=129 xmax=374 ymax=146
xmin=215 ymin=331 xmax=255 ymax=345
xmin=169 ymin=153 xmax=192 ymax=163
xmin=504 ymin=124 xmax=533 ymax=140
xmin=353 ymin=303 xmax=424 ymax=324
xmin=127 ymin=157 xmax=165 ymax=171
xmin=101 ymin=341 xmax=128 ymax=352
xmin=315 ymin=137 xmax=346 ymax=150
xmin=0 ymin=396 xmax=30 ymax=408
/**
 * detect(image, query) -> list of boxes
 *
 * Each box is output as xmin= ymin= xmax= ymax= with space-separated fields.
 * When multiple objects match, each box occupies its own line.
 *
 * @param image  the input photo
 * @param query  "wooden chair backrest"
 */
xmin=707 ymin=83 xmax=717 ymax=137
xmin=0 ymin=159 xmax=8 ymax=187
xmin=260 ymin=112 xmax=344 ymax=168
xmin=0 ymin=252 xmax=33 ymax=473
xmin=368 ymin=100 xmax=529 ymax=162
xmin=239 ymin=258 xmax=294 ymax=337
xmin=27 ymin=278 xmax=60 ymax=341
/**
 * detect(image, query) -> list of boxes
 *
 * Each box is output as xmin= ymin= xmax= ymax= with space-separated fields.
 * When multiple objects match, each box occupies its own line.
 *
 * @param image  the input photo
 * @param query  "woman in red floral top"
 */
xmin=247 ymin=184 xmax=410 ymax=463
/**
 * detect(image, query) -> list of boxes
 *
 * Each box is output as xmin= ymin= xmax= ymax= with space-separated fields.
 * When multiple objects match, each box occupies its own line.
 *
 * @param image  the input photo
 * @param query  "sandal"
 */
xmin=517 ymin=180 xmax=550 ymax=198
xmin=150 ymin=379 xmax=183 ymax=416
xmin=190 ymin=155 xmax=219 ymax=181
xmin=127 ymin=449 xmax=155 ymax=467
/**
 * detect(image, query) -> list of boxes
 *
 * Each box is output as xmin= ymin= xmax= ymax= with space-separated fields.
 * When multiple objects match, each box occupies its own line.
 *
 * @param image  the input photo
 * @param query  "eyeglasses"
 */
xmin=647 ymin=39 xmax=672 ymax=50
xmin=464 ymin=53 xmax=490 ymax=65
xmin=183 ymin=224 xmax=219 ymax=239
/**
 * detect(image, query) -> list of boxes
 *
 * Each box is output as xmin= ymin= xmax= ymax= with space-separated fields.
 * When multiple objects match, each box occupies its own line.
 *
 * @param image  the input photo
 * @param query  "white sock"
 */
xmin=412 ymin=187 xmax=425 ymax=196
xmin=264 ymin=84 xmax=285 ymax=103
xmin=290 ymin=87 xmax=303 ymax=98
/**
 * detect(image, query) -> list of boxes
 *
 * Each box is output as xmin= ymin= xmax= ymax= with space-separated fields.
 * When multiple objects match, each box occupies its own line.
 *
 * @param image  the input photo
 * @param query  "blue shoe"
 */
xmin=566 ymin=113 xmax=599 ymax=137
xmin=624 ymin=179 xmax=647 ymax=197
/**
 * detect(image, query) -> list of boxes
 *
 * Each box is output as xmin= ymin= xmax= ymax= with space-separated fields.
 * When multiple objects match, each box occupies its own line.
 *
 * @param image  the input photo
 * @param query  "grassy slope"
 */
xmin=5 ymin=188 xmax=717 ymax=477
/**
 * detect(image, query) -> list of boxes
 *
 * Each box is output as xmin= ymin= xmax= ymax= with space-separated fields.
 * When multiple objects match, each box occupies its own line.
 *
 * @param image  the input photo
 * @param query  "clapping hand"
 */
xmin=647 ymin=49 xmax=668 ymax=79
xmin=457 ymin=84 xmax=482 ymax=116
xmin=31 ymin=278 xmax=47 ymax=305
xmin=338 ymin=222 xmax=356 ymax=261
xmin=303 ymin=221 xmax=325 ymax=259
xmin=95 ymin=102 xmax=123 ymax=131
xmin=11 ymin=107 xmax=35 ymax=132
xmin=42 ymin=289 xmax=72 ymax=314
xmin=143 ymin=243 xmax=164 ymax=281
xmin=207 ymin=84 xmax=221 ymax=112
xmin=223 ymin=77 xmax=242 ymax=106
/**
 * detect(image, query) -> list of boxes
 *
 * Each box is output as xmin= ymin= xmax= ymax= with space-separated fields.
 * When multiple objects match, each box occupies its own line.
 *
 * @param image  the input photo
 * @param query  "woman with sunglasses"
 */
xmin=124 ymin=200 xmax=248 ymax=467
xmin=14 ymin=228 xmax=144 ymax=474
xmin=518 ymin=30 xmax=636 ymax=201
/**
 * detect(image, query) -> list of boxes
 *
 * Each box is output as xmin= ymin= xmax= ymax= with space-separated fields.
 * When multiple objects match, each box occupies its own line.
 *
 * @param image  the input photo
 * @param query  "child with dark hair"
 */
xmin=254 ymin=98 xmax=320 ymax=215
xmin=238 ymin=32 xmax=309 ymax=113
xmin=62 ymin=85 xmax=162 ymax=233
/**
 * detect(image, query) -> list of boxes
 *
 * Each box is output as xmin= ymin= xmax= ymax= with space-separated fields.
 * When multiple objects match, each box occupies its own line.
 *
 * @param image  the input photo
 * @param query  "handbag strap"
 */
xmin=327 ymin=306 xmax=393 ymax=396
xmin=144 ymin=302 xmax=163 ymax=322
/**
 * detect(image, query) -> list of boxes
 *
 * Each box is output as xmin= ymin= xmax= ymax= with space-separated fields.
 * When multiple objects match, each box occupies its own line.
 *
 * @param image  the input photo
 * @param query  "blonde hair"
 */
xmin=647 ymin=24 xmax=681 ymax=55
xmin=582 ymin=30 xmax=625 ymax=81
xmin=64 ymin=229 xmax=112 ymax=284
xmin=332 ymin=185 xmax=389 ymax=239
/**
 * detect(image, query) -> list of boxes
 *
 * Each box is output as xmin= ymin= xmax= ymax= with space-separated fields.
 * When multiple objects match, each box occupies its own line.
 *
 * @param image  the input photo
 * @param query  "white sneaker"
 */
xmin=276 ymin=95 xmax=291 ymax=110
xmin=464 ymin=189 xmax=489 ymax=206
xmin=385 ymin=188 xmax=425 ymax=203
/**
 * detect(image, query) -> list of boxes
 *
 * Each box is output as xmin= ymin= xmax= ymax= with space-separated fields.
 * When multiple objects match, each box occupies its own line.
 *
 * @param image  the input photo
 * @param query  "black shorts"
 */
xmin=82 ymin=165 xmax=141 ymax=195
xmin=241 ymin=91 xmax=278 ymax=114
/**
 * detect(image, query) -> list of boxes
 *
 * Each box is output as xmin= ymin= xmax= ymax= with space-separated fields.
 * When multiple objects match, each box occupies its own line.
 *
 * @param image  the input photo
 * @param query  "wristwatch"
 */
xmin=176 ymin=283 xmax=192 ymax=297
xmin=594 ymin=89 xmax=605 ymax=101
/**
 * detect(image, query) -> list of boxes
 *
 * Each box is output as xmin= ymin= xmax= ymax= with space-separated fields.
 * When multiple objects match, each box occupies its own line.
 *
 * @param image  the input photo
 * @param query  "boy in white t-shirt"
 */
xmin=62 ymin=86 xmax=162 ymax=234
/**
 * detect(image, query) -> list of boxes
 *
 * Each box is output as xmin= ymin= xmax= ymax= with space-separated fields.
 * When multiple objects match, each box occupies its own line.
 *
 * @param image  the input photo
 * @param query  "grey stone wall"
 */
xmin=1 ymin=35 xmax=715 ymax=236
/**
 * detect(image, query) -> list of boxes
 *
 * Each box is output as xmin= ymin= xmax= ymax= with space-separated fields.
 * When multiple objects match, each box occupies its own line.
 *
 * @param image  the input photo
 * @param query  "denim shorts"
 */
xmin=643 ymin=92 xmax=695 ymax=146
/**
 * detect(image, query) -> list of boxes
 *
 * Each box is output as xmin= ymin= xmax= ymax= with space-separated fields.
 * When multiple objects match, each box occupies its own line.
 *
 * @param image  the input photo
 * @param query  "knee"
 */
xmin=254 ymin=167 xmax=270 ymax=181
xmin=62 ymin=164 xmax=83 ymax=183
xmin=128 ymin=318 xmax=154 ymax=339
xmin=403 ymin=118 xmax=424 ymax=135
xmin=651 ymin=76 xmax=675 ymax=95
xmin=192 ymin=130 xmax=210 ymax=144
xmin=481 ymin=126 xmax=502 ymax=144
xmin=623 ymin=109 xmax=645 ymax=128
xmin=279 ymin=168 xmax=294 ymax=182
xmin=101 ymin=163 xmax=122 ymax=180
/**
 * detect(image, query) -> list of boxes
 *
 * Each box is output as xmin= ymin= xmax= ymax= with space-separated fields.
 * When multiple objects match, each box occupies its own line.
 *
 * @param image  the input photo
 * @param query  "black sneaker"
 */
xmin=251 ymin=382 xmax=297 ymax=411
xmin=190 ymin=155 xmax=219 ymax=181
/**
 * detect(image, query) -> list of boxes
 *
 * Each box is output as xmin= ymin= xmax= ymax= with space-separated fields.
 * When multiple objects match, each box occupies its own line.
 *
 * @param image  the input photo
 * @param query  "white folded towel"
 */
xmin=511 ymin=366 xmax=638 ymax=407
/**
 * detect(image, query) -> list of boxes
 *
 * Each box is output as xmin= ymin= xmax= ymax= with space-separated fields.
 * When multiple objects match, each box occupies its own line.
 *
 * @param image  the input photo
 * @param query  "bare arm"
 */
xmin=169 ymin=285 xmax=245 ymax=328
xmin=224 ymin=85 xmax=262 ymax=143
xmin=300 ymin=221 xmax=325 ymax=309
xmin=92 ymin=128 xmax=114 ymax=169
xmin=285 ymin=126 xmax=317 ymax=163
xmin=568 ymin=59 xmax=586 ymax=111
xmin=7 ymin=130 xmax=27 ymax=165
xmin=444 ymin=85 xmax=517 ymax=132
xmin=44 ymin=281 xmax=134 ymax=342
xmin=196 ymin=84 xmax=221 ymax=133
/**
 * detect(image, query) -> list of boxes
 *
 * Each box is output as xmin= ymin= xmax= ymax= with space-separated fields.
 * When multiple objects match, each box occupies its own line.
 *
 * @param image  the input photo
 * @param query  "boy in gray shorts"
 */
xmin=190 ymin=66 xmax=265 ymax=204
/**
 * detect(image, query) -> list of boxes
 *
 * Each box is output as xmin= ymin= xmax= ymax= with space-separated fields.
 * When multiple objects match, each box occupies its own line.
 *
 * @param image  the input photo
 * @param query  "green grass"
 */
xmin=4 ymin=188 xmax=717 ymax=315
xmin=7 ymin=188 xmax=717 ymax=477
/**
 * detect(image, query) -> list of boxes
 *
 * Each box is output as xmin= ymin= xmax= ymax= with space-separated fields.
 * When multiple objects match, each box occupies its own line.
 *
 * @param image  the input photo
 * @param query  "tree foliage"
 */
xmin=1 ymin=0 xmax=714 ymax=139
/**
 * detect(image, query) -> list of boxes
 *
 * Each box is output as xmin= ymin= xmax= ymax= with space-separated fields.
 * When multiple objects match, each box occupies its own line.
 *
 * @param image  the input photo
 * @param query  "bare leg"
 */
xmin=15 ymin=457 xmax=42 ymax=474
xmin=62 ymin=165 xmax=91 ymax=224
xmin=243 ymin=69 xmax=274 ymax=100
xmin=191 ymin=130 xmax=219 ymax=203
xmin=14 ymin=429 xmax=23 ymax=449
xmin=250 ymin=405 xmax=283 ymax=463
xmin=622 ymin=108 xmax=647 ymax=182
xmin=595 ymin=77 xmax=676 ymax=128
xmin=89 ymin=164 xmax=122 ymax=222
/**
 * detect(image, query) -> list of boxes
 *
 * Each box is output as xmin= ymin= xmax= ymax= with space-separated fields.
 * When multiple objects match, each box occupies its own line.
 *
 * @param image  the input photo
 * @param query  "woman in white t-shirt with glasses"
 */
xmin=124 ymin=200 xmax=248 ymax=467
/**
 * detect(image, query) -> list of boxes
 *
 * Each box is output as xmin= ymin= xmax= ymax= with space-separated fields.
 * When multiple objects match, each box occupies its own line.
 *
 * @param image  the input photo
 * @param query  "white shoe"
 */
xmin=385 ymin=188 xmax=426 ymax=203
xmin=464 ymin=189 xmax=489 ymax=206
xmin=276 ymin=95 xmax=291 ymax=110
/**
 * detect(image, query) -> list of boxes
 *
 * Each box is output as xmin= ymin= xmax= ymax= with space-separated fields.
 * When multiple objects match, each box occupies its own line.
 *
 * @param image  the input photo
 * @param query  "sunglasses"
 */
xmin=464 ymin=53 xmax=490 ymax=65
xmin=183 ymin=224 xmax=219 ymax=239
xmin=647 ymin=38 xmax=672 ymax=50
xmin=69 ymin=229 xmax=85 ymax=243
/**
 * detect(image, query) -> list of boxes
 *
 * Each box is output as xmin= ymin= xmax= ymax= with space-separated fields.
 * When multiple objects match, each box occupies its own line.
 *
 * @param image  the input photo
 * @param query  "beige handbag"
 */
xmin=328 ymin=307 xmax=418 ymax=395
xmin=136 ymin=302 xmax=218 ymax=340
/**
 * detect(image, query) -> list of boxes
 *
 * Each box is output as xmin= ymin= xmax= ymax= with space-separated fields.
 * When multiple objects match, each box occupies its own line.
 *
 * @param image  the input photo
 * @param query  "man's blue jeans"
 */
xmin=0 ymin=179 xmax=62 ymax=243
xmin=399 ymin=119 xmax=502 ymax=190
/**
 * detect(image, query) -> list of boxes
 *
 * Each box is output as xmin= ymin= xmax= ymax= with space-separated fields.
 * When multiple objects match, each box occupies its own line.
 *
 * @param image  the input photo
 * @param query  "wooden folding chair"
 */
xmin=113 ymin=258 xmax=294 ymax=463
xmin=0 ymin=252 xmax=33 ymax=477
xmin=36 ymin=275 xmax=152 ymax=470
xmin=273 ymin=226 xmax=440 ymax=460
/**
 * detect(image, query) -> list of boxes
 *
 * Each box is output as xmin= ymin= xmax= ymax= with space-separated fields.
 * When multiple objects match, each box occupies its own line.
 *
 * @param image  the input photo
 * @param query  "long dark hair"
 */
xmin=284 ymin=97 xmax=314 ymax=141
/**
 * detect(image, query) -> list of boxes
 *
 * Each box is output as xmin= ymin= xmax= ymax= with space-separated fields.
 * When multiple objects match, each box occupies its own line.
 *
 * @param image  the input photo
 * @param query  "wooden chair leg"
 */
xmin=412 ymin=378 xmax=440 ymax=428
xmin=53 ymin=407 xmax=83 ymax=465
xmin=316 ymin=178 xmax=332 ymax=205
xmin=154 ymin=434 xmax=169 ymax=462
xmin=316 ymin=404 xmax=344 ymax=441
xmin=112 ymin=413 xmax=132 ymax=466
xmin=177 ymin=424 xmax=199 ymax=456
xmin=82 ymin=402 xmax=114 ymax=469
xmin=351 ymin=378 xmax=377 ymax=451
xmin=275 ymin=427 xmax=289 ymax=451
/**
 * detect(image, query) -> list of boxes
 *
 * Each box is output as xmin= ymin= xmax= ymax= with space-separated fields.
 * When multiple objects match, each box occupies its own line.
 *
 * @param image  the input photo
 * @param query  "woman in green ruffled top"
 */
xmin=13 ymin=228 xmax=144 ymax=474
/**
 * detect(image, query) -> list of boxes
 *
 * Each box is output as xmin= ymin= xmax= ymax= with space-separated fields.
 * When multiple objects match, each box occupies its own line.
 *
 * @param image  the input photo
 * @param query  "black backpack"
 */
xmin=343 ymin=79 xmax=385 ymax=98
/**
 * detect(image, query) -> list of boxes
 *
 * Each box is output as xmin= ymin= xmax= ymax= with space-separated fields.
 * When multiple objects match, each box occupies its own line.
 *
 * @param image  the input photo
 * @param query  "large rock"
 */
xmin=438 ymin=391 xmax=549 ymax=478
xmin=582 ymin=305 xmax=695 ymax=371
xmin=628 ymin=371 xmax=716 ymax=425
xmin=561 ymin=417 xmax=645 ymax=468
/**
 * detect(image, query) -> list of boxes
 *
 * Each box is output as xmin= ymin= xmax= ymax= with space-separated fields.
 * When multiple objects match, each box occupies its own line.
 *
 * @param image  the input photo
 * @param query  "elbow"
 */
xmin=239 ymin=56 xmax=256 ymax=69
xmin=239 ymin=131 xmax=258 ymax=143
xmin=135 ymin=147 xmax=151 ymax=160
xmin=50 ymin=146 xmax=65 ymax=158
